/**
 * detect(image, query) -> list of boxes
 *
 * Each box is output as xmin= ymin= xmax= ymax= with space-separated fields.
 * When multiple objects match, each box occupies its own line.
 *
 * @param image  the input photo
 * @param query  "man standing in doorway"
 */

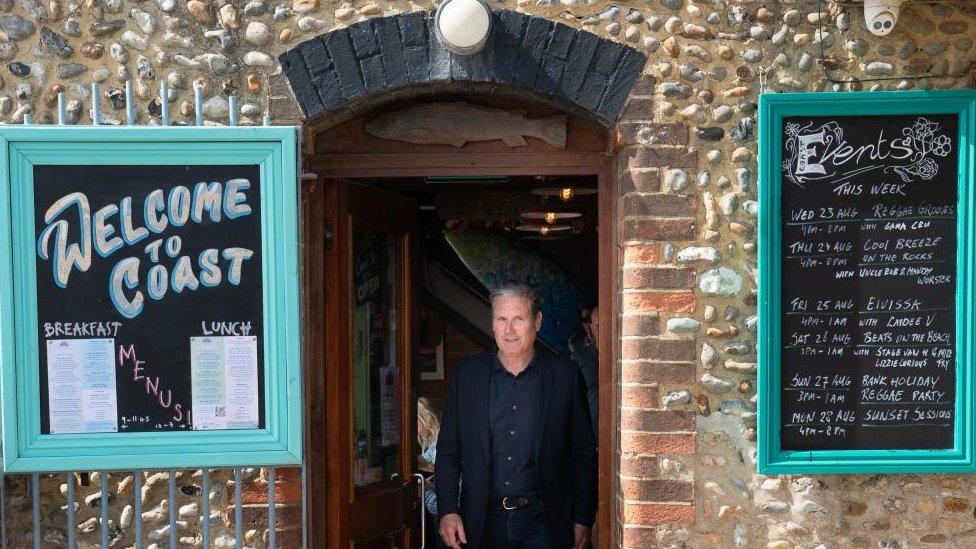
xmin=435 ymin=281 xmax=596 ymax=549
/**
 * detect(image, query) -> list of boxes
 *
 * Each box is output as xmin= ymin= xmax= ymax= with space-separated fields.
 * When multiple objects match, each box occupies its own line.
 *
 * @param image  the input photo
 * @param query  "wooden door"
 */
xmin=322 ymin=180 xmax=420 ymax=549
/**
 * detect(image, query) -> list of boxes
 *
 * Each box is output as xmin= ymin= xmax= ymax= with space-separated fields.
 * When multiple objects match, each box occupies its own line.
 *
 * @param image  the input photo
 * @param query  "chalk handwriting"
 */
xmin=780 ymin=115 xmax=958 ymax=450
xmin=201 ymin=321 xmax=254 ymax=336
xmin=118 ymin=343 xmax=189 ymax=425
xmin=783 ymin=118 xmax=953 ymax=192
xmin=43 ymin=321 xmax=123 ymax=338
xmin=37 ymin=179 xmax=255 ymax=318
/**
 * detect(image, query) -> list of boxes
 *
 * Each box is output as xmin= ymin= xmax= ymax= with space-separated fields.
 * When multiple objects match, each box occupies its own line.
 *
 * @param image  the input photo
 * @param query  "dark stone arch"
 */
xmin=278 ymin=10 xmax=646 ymax=126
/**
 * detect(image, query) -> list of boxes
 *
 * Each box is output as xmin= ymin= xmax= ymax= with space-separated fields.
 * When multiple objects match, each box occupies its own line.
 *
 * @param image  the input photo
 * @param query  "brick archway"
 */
xmin=282 ymin=12 xmax=652 ymax=549
xmin=278 ymin=10 xmax=646 ymax=127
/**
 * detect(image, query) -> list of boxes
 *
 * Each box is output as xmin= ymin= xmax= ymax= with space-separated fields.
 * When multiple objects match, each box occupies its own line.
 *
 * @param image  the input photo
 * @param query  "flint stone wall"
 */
xmin=0 ymin=0 xmax=973 ymax=546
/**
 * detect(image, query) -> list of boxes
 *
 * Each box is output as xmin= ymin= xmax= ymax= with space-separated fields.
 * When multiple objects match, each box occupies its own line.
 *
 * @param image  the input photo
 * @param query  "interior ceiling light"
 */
xmin=520 ymin=211 xmax=583 ymax=225
xmin=515 ymin=224 xmax=572 ymax=234
xmin=434 ymin=0 xmax=492 ymax=55
xmin=521 ymin=232 xmax=572 ymax=240
xmin=532 ymin=187 xmax=597 ymax=202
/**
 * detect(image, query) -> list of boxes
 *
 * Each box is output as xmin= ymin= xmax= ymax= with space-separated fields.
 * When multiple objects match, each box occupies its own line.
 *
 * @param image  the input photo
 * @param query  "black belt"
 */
xmin=489 ymin=495 xmax=539 ymax=512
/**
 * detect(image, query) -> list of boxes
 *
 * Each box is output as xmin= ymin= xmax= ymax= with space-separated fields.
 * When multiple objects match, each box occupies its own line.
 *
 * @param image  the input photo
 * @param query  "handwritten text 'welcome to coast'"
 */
xmin=37 ymin=178 xmax=255 ymax=319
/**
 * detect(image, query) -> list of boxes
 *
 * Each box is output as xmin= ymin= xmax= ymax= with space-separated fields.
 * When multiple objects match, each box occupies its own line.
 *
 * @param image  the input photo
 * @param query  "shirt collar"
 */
xmin=492 ymin=350 xmax=537 ymax=374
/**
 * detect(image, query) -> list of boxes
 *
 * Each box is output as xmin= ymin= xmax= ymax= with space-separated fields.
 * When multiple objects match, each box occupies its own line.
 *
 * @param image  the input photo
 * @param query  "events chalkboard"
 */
xmin=34 ymin=165 xmax=266 ymax=434
xmin=780 ymin=114 xmax=958 ymax=451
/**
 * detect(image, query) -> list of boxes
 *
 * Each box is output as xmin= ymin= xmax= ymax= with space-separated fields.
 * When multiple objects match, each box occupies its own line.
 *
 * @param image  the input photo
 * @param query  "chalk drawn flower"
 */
xmin=905 ymin=117 xmax=938 ymax=143
xmin=900 ymin=117 xmax=953 ymax=162
xmin=916 ymin=158 xmax=938 ymax=180
xmin=931 ymin=134 xmax=952 ymax=157
xmin=890 ymin=157 xmax=939 ymax=182
xmin=785 ymin=122 xmax=801 ymax=137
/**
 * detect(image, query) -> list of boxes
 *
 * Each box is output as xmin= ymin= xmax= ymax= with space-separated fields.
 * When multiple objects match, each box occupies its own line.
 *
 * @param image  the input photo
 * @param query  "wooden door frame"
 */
xmin=304 ymin=181 xmax=421 ymax=548
xmin=303 ymin=148 xmax=619 ymax=549
xmin=300 ymin=177 xmax=328 ymax=547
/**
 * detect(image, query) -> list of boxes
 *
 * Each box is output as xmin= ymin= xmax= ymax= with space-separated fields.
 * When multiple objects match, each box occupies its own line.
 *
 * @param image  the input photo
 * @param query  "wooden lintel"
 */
xmin=301 ymin=126 xmax=317 ymax=159
xmin=308 ymin=152 xmax=610 ymax=177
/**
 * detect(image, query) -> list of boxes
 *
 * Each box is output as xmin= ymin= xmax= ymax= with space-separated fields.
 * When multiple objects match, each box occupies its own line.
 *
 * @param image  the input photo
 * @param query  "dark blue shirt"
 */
xmin=488 ymin=354 xmax=540 ymax=496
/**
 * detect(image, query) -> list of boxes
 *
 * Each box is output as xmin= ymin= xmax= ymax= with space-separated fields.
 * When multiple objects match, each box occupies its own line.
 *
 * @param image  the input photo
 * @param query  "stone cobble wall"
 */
xmin=0 ymin=0 xmax=973 ymax=545
xmin=613 ymin=1 xmax=976 ymax=548
xmin=3 ymin=468 xmax=301 ymax=548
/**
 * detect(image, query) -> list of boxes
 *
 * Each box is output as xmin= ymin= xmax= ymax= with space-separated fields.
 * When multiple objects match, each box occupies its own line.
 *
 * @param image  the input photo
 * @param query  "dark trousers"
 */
xmin=425 ymin=509 xmax=443 ymax=549
xmin=481 ymin=503 xmax=559 ymax=549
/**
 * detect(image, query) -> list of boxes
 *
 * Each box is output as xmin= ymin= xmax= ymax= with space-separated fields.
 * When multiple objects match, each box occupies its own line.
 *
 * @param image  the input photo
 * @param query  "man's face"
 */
xmin=491 ymin=295 xmax=541 ymax=357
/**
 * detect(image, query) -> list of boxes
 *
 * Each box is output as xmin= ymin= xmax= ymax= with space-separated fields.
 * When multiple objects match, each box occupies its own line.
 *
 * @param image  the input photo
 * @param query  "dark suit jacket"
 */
xmin=434 ymin=349 xmax=596 ymax=548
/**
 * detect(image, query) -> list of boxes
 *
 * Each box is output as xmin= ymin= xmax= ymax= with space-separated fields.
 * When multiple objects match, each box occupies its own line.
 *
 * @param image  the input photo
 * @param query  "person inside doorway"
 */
xmin=418 ymin=397 xmax=440 ymax=473
xmin=435 ymin=281 xmax=596 ymax=549
xmin=418 ymin=397 xmax=443 ymax=545
xmin=569 ymin=305 xmax=599 ymax=440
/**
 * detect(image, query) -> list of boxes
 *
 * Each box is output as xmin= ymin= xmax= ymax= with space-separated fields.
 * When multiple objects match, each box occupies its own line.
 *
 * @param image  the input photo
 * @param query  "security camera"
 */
xmin=864 ymin=0 xmax=902 ymax=36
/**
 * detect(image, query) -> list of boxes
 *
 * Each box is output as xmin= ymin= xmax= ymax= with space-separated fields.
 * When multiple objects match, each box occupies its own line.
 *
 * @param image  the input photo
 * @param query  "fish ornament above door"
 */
xmin=365 ymin=102 xmax=568 ymax=149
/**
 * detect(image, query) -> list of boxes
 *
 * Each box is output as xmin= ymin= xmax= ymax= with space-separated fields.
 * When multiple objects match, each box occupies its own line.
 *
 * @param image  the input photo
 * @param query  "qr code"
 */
xmin=214 ymin=406 xmax=226 ymax=418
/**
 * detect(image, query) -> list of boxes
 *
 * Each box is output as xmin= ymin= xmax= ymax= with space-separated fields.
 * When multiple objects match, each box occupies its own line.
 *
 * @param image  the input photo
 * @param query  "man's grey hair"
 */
xmin=489 ymin=281 xmax=541 ymax=317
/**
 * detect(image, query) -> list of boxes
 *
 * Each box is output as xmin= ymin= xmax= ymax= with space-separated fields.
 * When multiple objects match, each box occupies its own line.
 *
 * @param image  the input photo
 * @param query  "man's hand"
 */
xmin=439 ymin=513 xmax=467 ymax=549
xmin=573 ymin=523 xmax=590 ymax=549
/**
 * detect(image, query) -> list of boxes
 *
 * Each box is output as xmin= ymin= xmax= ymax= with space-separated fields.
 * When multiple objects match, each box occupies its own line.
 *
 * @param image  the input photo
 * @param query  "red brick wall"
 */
xmin=615 ymin=74 xmax=697 ymax=548
xmin=237 ymin=467 xmax=303 ymax=547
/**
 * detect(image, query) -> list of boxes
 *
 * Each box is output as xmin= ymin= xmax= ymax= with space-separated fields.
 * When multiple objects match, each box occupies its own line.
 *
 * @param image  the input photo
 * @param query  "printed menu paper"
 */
xmin=190 ymin=335 xmax=259 ymax=430
xmin=46 ymin=338 xmax=118 ymax=433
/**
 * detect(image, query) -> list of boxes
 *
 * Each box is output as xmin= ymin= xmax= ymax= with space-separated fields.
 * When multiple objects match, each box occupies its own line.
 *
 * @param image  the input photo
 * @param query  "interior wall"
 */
xmin=418 ymin=319 xmax=484 ymax=414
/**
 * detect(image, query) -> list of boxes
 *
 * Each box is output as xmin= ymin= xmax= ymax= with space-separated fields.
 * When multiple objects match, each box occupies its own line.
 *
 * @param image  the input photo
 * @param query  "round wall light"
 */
xmin=435 ymin=0 xmax=493 ymax=55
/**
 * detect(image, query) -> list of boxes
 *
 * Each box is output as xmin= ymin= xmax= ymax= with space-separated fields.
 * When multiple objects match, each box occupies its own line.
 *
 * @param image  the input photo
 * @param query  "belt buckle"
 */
xmin=501 ymin=497 xmax=517 ymax=511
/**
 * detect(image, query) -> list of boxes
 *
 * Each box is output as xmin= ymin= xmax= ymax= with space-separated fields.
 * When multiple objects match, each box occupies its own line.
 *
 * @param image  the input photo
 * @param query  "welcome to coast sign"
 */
xmin=0 ymin=126 xmax=302 ymax=472
xmin=39 ymin=171 xmax=257 ymax=319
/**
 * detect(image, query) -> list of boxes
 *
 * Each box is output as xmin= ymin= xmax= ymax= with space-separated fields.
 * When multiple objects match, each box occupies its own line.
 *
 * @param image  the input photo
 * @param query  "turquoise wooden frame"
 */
xmin=758 ymin=90 xmax=976 ymax=474
xmin=0 ymin=126 xmax=302 ymax=472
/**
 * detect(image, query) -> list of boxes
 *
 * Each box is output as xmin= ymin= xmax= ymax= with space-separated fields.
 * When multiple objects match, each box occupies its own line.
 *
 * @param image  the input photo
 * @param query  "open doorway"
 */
xmin=365 ymin=175 xmax=601 ymax=546
xmin=301 ymin=97 xmax=615 ymax=549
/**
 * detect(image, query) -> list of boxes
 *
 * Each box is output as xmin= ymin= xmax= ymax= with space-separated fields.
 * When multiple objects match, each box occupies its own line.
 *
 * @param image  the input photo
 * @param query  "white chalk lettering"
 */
xmin=37 ymin=178 xmax=257 ymax=318
xmin=37 ymin=192 xmax=93 ymax=288
xmin=795 ymin=130 xmax=827 ymax=175
xmin=192 ymin=182 xmax=223 ymax=223
xmin=224 ymin=179 xmax=251 ymax=220
xmin=43 ymin=321 xmax=123 ymax=338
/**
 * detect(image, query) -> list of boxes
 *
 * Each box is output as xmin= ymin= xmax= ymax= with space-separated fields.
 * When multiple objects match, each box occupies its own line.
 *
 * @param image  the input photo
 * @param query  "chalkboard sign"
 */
xmin=758 ymin=91 xmax=976 ymax=474
xmin=36 ymin=164 xmax=266 ymax=434
xmin=0 ymin=127 xmax=302 ymax=472
xmin=780 ymin=113 xmax=958 ymax=451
